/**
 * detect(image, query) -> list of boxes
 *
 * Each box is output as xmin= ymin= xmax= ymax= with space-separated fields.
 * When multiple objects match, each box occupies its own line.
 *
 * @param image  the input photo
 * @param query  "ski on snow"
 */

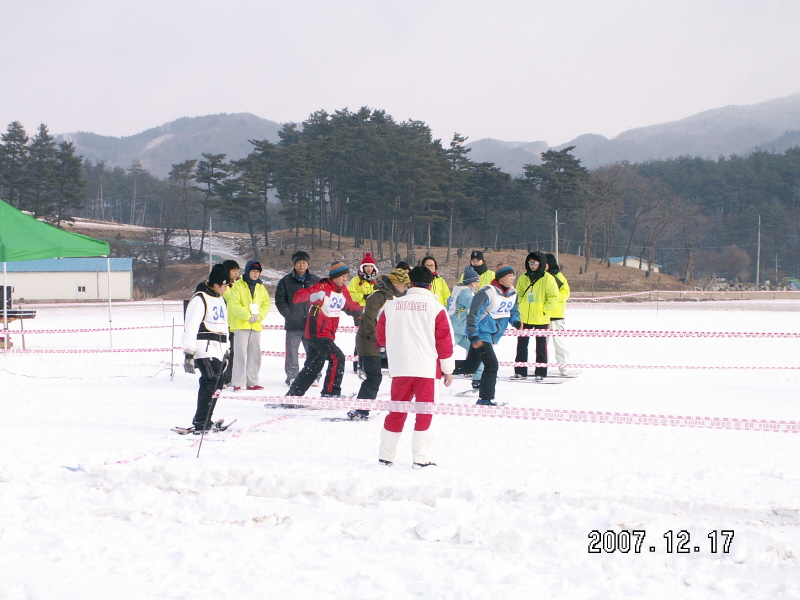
xmin=171 ymin=419 xmax=237 ymax=435
xmin=505 ymin=377 xmax=564 ymax=385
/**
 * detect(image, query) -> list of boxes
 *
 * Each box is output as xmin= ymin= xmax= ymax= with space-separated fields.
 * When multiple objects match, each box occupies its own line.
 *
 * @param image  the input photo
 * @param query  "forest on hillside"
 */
xmin=2 ymin=109 xmax=799 ymax=284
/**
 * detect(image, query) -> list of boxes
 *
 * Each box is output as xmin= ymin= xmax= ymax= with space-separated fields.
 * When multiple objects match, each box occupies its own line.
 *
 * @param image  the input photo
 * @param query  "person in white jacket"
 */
xmin=375 ymin=266 xmax=455 ymax=468
xmin=182 ymin=264 xmax=231 ymax=433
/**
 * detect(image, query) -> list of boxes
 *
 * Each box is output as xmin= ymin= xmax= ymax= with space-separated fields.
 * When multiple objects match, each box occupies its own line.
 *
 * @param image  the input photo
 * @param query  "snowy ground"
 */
xmin=1 ymin=300 xmax=799 ymax=599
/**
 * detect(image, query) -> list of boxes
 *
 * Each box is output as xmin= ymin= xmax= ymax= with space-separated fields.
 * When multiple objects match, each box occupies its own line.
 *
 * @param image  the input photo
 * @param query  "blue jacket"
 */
xmin=466 ymin=281 xmax=521 ymax=344
xmin=447 ymin=285 xmax=474 ymax=337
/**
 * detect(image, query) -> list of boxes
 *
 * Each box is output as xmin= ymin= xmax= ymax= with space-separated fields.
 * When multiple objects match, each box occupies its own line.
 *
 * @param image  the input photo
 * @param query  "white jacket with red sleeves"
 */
xmin=376 ymin=287 xmax=455 ymax=379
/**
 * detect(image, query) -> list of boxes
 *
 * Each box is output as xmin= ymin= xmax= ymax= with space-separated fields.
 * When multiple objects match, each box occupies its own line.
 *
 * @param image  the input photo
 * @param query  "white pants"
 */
xmin=548 ymin=319 xmax=569 ymax=372
xmin=232 ymin=329 xmax=262 ymax=387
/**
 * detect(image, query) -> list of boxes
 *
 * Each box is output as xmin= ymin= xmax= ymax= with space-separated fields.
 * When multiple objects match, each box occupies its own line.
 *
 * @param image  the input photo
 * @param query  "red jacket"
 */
xmin=294 ymin=278 xmax=362 ymax=341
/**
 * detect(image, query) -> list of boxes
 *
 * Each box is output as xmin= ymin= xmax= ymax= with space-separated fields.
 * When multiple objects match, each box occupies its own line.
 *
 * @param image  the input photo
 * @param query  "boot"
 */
xmin=411 ymin=429 xmax=433 ymax=465
xmin=379 ymin=429 xmax=402 ymax=464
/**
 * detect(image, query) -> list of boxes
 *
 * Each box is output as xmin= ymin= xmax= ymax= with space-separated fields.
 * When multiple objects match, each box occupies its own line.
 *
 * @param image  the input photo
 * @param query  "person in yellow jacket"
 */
xmin=421 ymin=255 xmax=450 ymax=307
xmin=220 ymin=259 xmax=240 ymax=387
xmin=458 ymin=250 xmax=495 ymax=288
xmin=512 ymin=251 xmax=559 ymax=381
xmin=348 ymin=252 xmax=378 ymax=371
xmin=545 ymin=253 xmax=571 ymax=375
xmin=228 ymin=260 xmax=271 ymax=391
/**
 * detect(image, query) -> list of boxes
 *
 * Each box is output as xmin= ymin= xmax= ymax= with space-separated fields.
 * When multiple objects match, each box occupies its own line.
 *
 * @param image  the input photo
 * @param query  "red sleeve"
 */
xmin=342 ymin=287 xmax=362 ymax=312
xmin=376 ymin=310 xmax=387 ymax=347
xmin=434 ymin=308 xmax=454 ymax=360
xmin=294 ymin=282 xmax=322 ymax=304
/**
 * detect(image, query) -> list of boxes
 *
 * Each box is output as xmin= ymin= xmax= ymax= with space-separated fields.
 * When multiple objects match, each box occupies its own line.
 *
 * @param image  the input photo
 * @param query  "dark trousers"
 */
xmin=193 ymin=357 xmax=225 ymax=425
xmin=223 ymin=331 xmax=234 ymax=384
xmin=456 ymin=342 xmax=499 ymax=400
xmin=287 ymin=338 xmax=345 ymax=397
xmin=357 ymin=355 xmax=383 ymax=401
xmin=515 ymin=323 xmax=548 ymax=377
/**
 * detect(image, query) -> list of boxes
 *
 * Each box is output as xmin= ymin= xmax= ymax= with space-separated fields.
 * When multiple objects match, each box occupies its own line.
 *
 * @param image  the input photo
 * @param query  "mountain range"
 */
xmin=56 ymin=94 xmax=800 ymax=178
xmin=467 ymin=94 xmax=800 ymax=174
xmin=58 ymin=113 xmax=283 ymax=178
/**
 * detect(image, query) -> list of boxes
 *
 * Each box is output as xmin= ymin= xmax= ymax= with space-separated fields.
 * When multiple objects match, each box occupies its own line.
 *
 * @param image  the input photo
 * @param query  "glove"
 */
xmin=222 ymin=351 xmax=230 ymax=373
xmin=183 ymin=353 xmax=195 ymax=374
xmin=248 ymin=314 xmax=260 ymax=323
xmin=513 ymin=320 xmax=522 ymax=330
xmin=309 ymin=290 xmax=325 ymax=304
xmin=354 ymin=315 xmax=363 ymax=327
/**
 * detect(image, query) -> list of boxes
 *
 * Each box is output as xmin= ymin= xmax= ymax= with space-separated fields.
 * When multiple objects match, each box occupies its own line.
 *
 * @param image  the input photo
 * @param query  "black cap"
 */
xmin=292 ymin=250 xmax=310 ymax=264
xmin=470 ymin=250 xmax=484 ymax=261
xmin=208 ymin=264 xmax=229 ymax=286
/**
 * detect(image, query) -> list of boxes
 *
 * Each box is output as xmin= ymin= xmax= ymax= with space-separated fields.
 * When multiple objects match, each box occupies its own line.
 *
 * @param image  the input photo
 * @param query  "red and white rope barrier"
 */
xmin=16 ymin=323 xmax=800 ymax=339
xmin=3 ymin=346 xmax=798 ymax=370
xmin=21 ymin=325 xmax=173 ymax=334
xmin=228 ymin=394 xmax=800 ymax=434
xmin=259 ymin=350 xmax=800 ymax=370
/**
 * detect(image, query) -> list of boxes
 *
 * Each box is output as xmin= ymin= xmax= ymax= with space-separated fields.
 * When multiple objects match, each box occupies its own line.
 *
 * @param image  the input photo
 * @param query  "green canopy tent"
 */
xmin=0 ymin=199 xmax=113 ymax=349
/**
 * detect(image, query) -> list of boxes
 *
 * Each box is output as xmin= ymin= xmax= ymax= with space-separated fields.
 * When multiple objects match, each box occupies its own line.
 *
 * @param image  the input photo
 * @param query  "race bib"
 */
xmin=487 ymin=288 xmax=516 ymax=319
xmin=321 ymin=291 xmax=346 ymax=317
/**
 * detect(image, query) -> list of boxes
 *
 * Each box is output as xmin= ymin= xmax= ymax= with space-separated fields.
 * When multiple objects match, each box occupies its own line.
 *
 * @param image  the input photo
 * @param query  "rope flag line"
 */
xmin=259 ymin=351 xmax=800 ymax=371
xmin=21 ymin=325 xmax=174 ymax=335
xmin=3 ymin=346 xmax=798 ymax=370
xmin=227 ymin=394 xmax=800 ymax=434
xmin=17 ymin=324 xmax=800 ymax=339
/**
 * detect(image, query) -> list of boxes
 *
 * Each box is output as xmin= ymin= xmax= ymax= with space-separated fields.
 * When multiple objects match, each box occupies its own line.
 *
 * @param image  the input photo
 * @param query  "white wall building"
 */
xmin=3 ymin=258 xmax=133 ymax=301
xmin=608 ymin=256 xmax=661 ymax=273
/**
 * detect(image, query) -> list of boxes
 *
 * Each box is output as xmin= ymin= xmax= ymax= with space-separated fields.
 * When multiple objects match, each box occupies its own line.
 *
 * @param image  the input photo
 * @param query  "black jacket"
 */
xmin=275 ymin=269 xmax=320 ymax=331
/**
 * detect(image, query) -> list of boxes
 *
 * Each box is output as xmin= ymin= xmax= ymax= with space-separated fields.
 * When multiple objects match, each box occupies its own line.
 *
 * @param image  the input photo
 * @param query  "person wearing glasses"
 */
xmin=513 ymin=251 xmax=559 ymax=381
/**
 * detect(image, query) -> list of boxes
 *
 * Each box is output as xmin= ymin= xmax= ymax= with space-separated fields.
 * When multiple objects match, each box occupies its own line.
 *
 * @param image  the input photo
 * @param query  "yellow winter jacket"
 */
xmin=431 ymin=275 xmax=451 ymax=307
xmin=550 ymin=272 xmax=570 ymax=319
xmin=228 ymin=277 xmax=271 ymax=331
xmin=515 ymin=271 xmax=559 ymax=325
xmin=459 ymin=269 xmax=495 ymax=289
xmin=347 ymin=276 xmax=375 ymax=306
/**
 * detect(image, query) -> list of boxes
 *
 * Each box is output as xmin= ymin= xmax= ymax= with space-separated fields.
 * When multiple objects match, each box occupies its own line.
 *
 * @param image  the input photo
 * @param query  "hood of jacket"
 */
xmin=545 ymin=253 xmax=560 ymax=276
xmin=242 ymin=260 xmax=263 ymax=294
xmin=524 ymin=251 xmax=547 ymax=284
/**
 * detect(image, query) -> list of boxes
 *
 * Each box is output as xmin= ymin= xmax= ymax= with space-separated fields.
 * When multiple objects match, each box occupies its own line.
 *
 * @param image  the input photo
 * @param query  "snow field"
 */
xmin=1 ymin=301 xmax=799 ymax=599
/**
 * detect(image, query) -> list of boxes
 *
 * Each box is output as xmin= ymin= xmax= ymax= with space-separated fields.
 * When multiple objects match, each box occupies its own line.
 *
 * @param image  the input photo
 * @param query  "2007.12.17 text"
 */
xmin=588 ymin=530 xmax=734 ymax=554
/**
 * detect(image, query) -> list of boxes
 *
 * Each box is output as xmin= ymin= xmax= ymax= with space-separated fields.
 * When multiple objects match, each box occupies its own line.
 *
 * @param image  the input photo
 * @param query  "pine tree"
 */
xmin=53 ymin=141 xmax=85 ymax=226
xmin=0 ymin=121 xmax=29 ymax=208
xmin=25 ymin=124 xmax=59 ymax=217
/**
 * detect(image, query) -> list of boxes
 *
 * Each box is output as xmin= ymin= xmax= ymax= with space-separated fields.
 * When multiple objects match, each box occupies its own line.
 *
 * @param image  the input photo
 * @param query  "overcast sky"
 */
xmin=2 ymin=0 xmax=799 ymax=146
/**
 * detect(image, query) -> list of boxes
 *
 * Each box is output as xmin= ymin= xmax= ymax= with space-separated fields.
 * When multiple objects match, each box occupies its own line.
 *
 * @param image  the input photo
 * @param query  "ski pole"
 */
xmin=196 ymin=358 xmax=226 ymax=458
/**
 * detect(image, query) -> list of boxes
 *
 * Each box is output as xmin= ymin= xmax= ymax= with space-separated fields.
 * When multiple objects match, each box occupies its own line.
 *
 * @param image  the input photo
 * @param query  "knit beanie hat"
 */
xmin=462 ymin=266 xmax=480 ymax=284
xmin=387 ymin=268 xmax=411 ymax=286
xmin=208 ymin=263 xmax=230 ymax=286
xmin=329 ymin=261 xmax=349 ymax=278
xmin=360 ymin=253 xmax=376 ymax=270
xmin=470 ymin=250 xmax=484 ymax=261
xmin=494 ymin=264 xmax=515 ymax=280
xmin=292 ymin=250 xmax=310 ymax=264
